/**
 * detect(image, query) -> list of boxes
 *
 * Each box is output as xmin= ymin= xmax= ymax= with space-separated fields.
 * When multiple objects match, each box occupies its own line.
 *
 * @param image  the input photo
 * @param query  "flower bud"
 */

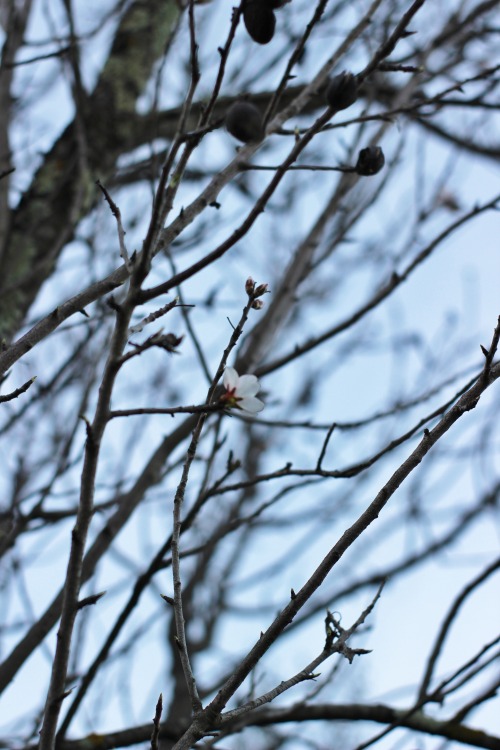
xmin=225 ymin=102 xmax=264 ymax=143
xmin=355 ymin=146 xmax=385 ymax=176
xmin=252 ymin=299 xmax=264 ymax=310
xmin=245 ymin=277 xmax=256 ymax=295
xmin=254 ymin=283 xmax=269 ymax=297
xmin=325 ymin=71 xmax=359 ymax=111
xmin=243 ymin=1 xmax=276 ymax=45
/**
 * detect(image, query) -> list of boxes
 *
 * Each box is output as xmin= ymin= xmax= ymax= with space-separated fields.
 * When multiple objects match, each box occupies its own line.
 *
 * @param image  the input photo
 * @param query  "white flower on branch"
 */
xmin=221 ymin=367 xmax=264 ymax=414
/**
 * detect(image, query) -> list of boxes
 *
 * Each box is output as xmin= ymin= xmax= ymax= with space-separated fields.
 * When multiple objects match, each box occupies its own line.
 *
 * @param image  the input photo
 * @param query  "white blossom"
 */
xmin=221 ymin=367 xmax=264 ymax=414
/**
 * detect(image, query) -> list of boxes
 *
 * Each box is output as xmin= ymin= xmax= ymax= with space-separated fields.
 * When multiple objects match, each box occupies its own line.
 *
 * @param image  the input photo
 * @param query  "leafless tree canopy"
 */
xmin=0 ymin=1 xmax=499 ymax=749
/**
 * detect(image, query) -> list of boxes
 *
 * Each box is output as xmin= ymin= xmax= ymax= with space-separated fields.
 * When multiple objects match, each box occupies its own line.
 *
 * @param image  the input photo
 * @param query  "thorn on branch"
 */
xmin=53 ymin=687 xmax=73 ymax=706
xmin=481 ymin=316 xmax=500 ymax=384
xmin=461 ymin=397 xmax=480 ymax=413
xmin=226 ymin=450 xmax=241 ymax=472
xmin=340 ymin=645 xmax=372 ymax=664
xmin=77 ymin=591 xmax=106 ymax=610
xmin=0 ymin=376 xmax=37 ymax=404
xmin=324 ymin=610 xmax=343 ymax=649
xmin=106 ymin=295 xmax=122 ymax=313
xmin=150 ymin=693 xmax=163 ymax=750
xmin=79 ymin=414 xmax=94 ymax=444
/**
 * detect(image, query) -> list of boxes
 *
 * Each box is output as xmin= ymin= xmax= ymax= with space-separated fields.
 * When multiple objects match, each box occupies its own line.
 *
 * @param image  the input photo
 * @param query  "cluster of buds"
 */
xmin=217 ymin=279 xmax=269 ymax=413
xmin=355 ymin=146 xmax=385 ymax=176
xmin=325 ymin=71 xmax=359 ymax=112
xmin=245 ymin=277 xmax=269 ymax=309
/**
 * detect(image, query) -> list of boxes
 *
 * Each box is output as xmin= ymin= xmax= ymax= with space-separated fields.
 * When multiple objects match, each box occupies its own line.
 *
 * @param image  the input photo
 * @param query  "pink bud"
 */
xmin=254 ymin=283 xmax=269 ymax=297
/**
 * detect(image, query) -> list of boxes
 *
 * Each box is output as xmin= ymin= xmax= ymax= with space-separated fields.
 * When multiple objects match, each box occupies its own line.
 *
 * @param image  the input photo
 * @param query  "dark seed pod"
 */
xmin=243 ymin=1 xmax=276 ymax=44
xmin=355 ymin=146 xmax=385 ymax=176
xmin=225 ymin=102 xmax=264 ymax=143
xmin=325 ymin=71 xmax=359 ymax=111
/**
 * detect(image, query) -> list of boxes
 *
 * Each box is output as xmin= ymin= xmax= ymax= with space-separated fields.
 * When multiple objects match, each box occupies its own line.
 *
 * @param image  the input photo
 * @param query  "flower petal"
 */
xmin=235 ymin=374 xmax=260 ymax=397
xmin=239 ymin=396 xmax=265 ymax=413
xmin=223 ymin=367 xmax=239 ymax=390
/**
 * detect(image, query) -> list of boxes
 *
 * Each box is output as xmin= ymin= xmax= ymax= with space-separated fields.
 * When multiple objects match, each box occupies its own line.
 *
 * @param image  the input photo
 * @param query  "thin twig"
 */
xmin=418 ymin=556 xmax=500 ymax=701
xmin=316 ymin=422 xmax=336 ymax=470
xmin=0 ymin=375 xmax=36 ymax=403
xmin=96 ymin=180 xmax=132 ymax=271
xmin=150 ymin=693 xmax=163 ymax=750
xmin=128 ymin=298 xmax=181 ymax=336
xmin=197 ymin=1 xmax=242 ymax=129
xmin=221 ymin=582 xmax=385 ymax=724
xmin=109 ymin=404 xmax=222 ymax=419
xmin=170 ymin=293 xmax=258 ymax=715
